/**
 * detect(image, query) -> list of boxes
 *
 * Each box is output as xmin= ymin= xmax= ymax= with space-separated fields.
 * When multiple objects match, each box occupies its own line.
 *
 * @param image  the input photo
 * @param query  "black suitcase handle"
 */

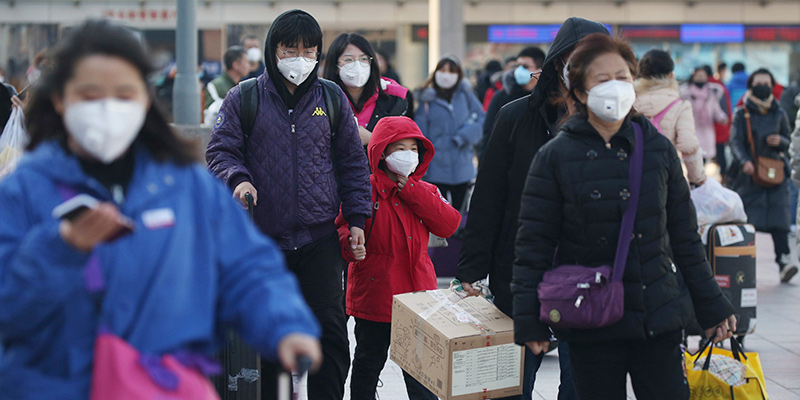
xmin=245 ymin=193 xmax=255 ymax=219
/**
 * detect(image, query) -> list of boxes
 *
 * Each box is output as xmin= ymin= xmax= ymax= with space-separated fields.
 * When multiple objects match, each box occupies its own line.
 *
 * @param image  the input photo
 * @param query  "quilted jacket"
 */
xmin=206 ymin=72 xmax=372 ymax=250
xmin=414 ymin=79 xmax=485 ymax=185
xmin=512 ymin=115 xmax=735 ymax=344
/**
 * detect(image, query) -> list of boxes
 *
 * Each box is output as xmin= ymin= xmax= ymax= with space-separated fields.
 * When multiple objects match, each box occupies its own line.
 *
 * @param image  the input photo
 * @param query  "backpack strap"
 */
xmin=319 ymin=78 xmax=344 ymax=194
xmin=650 ymin=98 xmax=681 ymax=133
xmin=652 ymin=99 xmax=681 ymax=125
xmin=319 ymin=78 xmax=341 ymax=140
xmin=238 ymin=77 xmax=259 ymax=144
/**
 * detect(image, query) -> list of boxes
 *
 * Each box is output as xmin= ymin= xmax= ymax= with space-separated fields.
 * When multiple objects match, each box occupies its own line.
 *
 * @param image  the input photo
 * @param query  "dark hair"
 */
xmin=747 ymin=68 xmax=776 ymax=89
xmin=638 ymin=49 xmax=673 ymax=78
xmin=717 ymin=62 xmax=727 ymax=72
xmin=732 ymin=62 xmax=746 ymax=73
xmin=241 ymin=34 xmax=259 ymax=45
xmin=375 ymin=49 xmax=393 ymax=71
xmin=691 ymin=67 xmax=709 ymax=81
xmin=24 ymin=19 xmax=196 ymax=164
xmin=702 ymin=65 xmax=713 ymax=77
xmin=518 ymin=47 xmax=546 ymax=69
xmin=223 ymin=46 xmax=247 ymax=70
xmin=422 ymin=55 xmax=463 ymax=102
xmin=566 ymin=33 xmax=637 ymax=119
xmin=504 ymin=56 xmax=517 ymax=66
xmin=485 ymin=60 xmax=502 ymax=74
xmin=323 ymin=33 xmax=382 ymax=112
xmin=268 ymin=11 xmax=322 ymax=53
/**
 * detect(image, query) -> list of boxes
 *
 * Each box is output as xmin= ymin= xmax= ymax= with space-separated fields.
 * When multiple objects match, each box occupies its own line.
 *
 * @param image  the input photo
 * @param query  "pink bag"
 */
xmin=90 ymin=329 xmax=220 ymax=400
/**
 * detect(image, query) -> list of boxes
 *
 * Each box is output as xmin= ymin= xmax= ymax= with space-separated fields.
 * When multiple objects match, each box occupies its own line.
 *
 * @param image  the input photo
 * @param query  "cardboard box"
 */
xmin=390 ymin=290 xmax=524 ymax=400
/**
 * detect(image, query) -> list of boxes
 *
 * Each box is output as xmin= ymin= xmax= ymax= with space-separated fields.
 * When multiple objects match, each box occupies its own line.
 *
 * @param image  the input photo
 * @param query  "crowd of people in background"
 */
xmin=2 ymin=9 xmax=800 ymax=400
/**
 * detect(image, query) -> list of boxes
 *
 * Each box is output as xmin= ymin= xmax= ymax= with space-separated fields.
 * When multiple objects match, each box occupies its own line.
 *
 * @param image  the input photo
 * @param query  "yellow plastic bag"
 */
xmin=686 ymin=337 xmax=768 ymax=399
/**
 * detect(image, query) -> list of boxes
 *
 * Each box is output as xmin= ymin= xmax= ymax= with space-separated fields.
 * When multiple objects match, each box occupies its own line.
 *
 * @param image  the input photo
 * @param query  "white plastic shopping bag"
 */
xmin=691 ymin=178 xmax=747 ymax=226
xmin=0 ymin=107 xmax=27 ymax=179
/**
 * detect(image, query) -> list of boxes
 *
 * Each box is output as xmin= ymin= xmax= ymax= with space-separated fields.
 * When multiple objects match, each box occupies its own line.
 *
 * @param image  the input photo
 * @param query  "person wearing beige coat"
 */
xmin=635 ymin=53 xmax=706 ymax=185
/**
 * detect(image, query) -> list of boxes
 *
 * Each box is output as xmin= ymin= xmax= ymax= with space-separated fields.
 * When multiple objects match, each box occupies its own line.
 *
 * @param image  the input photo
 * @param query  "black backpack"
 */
xmin=237 ymin=77 xmax=341 ymax=147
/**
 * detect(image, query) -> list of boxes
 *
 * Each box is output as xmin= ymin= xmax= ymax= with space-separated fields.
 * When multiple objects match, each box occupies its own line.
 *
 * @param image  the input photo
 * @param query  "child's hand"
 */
xmin=397 ymin=175 xmax=409 ymax=190
xmin=349 ymin=233 xmax=366 ymax=261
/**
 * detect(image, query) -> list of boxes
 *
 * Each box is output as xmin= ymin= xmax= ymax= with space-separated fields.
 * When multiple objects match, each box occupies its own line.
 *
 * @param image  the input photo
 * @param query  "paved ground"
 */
xmin=300 ymin=231 xmax=800 ymax=400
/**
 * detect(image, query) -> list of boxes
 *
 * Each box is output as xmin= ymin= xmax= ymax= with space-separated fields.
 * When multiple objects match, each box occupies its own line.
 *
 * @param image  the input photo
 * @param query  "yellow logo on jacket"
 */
xmin=312 ymin=107 xmax=327 ymax=117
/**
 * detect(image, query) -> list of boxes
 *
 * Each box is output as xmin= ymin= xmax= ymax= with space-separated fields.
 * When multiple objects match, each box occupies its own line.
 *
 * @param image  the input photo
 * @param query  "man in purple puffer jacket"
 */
xmin=206 ymin=9 xmax=372 ymax=400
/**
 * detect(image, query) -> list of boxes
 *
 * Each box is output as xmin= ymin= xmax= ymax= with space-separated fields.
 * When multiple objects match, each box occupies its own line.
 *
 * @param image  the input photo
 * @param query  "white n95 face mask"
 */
xmin=586 ymin=80 xmax=636 ymax=123
xmin=64 ymin=98 xmax=146 ymax=164
xmin=277 ymin=55 xmax=317 ymax=86
xmin=247 ymin=47 xmax=263 ymax=63
xmin=339 ymin=61 xmax=371 ymax=88
xmin=384 ymin=150 xmax=419 ymax=177
xmin=434 ymin=71 xmax=459 ymax=89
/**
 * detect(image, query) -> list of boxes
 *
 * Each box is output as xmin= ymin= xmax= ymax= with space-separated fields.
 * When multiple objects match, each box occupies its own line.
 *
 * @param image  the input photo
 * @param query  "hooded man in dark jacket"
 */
xmin=479 ymin=46 xmax=545 ymax=161
xmin=457 ymin=18 xmax=610 ymax=400
xmin=206 ymin=9 xmax=372 ymax=399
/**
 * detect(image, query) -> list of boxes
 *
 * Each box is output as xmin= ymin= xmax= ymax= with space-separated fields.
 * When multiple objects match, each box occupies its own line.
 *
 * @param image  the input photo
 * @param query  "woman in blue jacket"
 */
xmin=415 ymin=56 xmax=485 ymax=210
xmin=0 ymin=20 xmax=321 ymax=399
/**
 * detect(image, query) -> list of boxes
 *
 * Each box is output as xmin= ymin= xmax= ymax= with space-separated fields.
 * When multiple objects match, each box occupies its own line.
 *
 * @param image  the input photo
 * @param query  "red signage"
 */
xmin=620 ymin=25 xmax=680 ymax=40
xmin=715 ymin=275 xmax=730 ymax=289
xmin=745 ymin=26 xmax=800 ymax=41
xmin=102 ymin=9 xmax=177 ymax=22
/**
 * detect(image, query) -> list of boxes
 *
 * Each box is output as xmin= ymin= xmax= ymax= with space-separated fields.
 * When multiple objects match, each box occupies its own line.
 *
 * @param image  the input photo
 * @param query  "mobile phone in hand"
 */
xmin=52 ymin=195 xmax=135 ymax=241
xmin=52 ymin=194 xmax=100 ymax=221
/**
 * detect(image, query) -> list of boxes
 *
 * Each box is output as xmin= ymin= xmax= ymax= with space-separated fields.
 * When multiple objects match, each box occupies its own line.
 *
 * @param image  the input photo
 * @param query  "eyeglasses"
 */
xmin=277 ymin=48 xmax=318 ymax=62
xmin=530 ymin=69 xmax=543 ymax=80
xmin=339 ymin=56 xmax=373 ymax=67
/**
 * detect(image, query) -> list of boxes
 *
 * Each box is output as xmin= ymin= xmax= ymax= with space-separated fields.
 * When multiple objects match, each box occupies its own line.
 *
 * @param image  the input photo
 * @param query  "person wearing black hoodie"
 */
xmin=478 ymin=46 xmax=545 ymax=161
xmin=206 ymin=10 xmax=373 ymax=400
xmin=456 ymin=18 xmax=610 ymax=400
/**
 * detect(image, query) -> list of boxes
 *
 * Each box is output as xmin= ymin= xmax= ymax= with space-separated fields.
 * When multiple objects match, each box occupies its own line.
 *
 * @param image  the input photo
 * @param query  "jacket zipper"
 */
xmin=291 ymin=118 xmax=298 ymax=250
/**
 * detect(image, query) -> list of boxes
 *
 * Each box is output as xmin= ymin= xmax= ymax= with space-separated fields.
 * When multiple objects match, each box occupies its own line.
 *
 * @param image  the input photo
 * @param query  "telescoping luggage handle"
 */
xmin=245 ymin=193 xmax=255 ymax=219
xmin=277 ymin=355 xmax=313 ymax=400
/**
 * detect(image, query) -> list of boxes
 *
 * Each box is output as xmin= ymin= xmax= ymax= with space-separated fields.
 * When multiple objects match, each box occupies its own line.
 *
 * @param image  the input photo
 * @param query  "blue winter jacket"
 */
xmin=414 ymin=79 xmax=485 ymax=185
xmin=727 ymin=71 xmax=749 ymax=106
xmin=0 ymin=142 xmax=320 ymax=399
xmin=206 ymin=73 xmax=372 ymax=251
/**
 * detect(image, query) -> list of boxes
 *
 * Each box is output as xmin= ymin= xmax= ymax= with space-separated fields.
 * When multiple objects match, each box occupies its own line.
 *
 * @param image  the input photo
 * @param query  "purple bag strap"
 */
xmin=611 ymin=122 xmax=644 ymax=282
xmin=56 ymin=184 xmax=105 ymax=293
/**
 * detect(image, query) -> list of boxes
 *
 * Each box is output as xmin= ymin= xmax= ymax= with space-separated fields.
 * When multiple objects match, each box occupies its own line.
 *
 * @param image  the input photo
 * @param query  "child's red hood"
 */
xmin=367 ymin=116 xmax=434 ymax=179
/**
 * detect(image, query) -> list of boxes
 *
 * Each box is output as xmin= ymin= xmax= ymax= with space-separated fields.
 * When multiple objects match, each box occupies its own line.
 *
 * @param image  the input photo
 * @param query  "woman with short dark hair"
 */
xmin=512 ymin=33 xmax=736 ymax=399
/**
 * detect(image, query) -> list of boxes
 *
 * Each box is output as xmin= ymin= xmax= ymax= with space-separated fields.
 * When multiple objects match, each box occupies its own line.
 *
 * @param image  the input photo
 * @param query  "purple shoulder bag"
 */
xmin=538 ymin=122 xmax=643 ymax=329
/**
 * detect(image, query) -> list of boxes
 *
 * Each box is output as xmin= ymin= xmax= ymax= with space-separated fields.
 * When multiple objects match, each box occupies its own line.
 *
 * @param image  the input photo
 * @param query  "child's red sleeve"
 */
xmin=335 ymin=209 xmax=357 ymax=263
xmin=397 ymin=180 xmax=461 ymax=238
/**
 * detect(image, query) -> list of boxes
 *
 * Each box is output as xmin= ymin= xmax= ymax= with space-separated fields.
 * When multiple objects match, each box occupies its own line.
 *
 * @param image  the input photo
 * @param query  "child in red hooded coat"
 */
xmin=335 ymin=116 xmax=461 ymax=400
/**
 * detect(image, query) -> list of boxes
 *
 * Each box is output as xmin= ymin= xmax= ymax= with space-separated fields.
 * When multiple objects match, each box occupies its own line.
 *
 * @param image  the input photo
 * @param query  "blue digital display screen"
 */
xmin=489 ymin=24 xmax=612 ymax=43
xmin=680 ymin=24 xmax=744 ymax=43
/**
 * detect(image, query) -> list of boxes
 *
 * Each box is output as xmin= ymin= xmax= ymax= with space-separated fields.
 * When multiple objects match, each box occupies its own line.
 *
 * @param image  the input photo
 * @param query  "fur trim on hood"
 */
xmin=634 ymin=76 xmax=678 ymax=93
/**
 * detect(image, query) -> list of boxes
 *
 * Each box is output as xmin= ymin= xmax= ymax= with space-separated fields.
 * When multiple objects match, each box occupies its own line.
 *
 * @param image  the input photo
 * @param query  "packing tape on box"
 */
xmin=426 ymin=290 xmax=495 ymax=338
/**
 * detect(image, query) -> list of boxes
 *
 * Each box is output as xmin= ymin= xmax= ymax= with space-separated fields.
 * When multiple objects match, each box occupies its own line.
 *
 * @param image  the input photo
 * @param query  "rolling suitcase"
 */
xmin=212 ymin=194 xmax=262 ymax=399
xmin=705 ymin=223 xmax=757 ymax=345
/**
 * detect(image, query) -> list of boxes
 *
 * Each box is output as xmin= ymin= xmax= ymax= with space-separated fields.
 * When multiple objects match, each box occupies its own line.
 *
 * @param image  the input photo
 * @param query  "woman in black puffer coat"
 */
xmin=511 ymin=33 xmax=736 ymax=399
xmin=728 ymin=68 xmax=797 ymax=283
